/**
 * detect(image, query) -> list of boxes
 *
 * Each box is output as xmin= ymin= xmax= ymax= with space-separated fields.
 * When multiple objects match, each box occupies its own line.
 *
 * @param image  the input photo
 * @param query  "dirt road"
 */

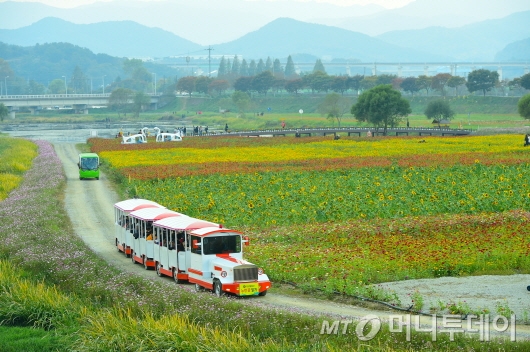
xmin=53 ymin=141 xmax=530 ymax=340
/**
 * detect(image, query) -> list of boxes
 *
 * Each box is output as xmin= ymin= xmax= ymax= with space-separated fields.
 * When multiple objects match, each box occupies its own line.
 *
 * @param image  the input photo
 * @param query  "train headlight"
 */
xmin=258 ymin=268 xmax=264 ymax=275
xmin=221 ymin=271 xmax=227 ymax=278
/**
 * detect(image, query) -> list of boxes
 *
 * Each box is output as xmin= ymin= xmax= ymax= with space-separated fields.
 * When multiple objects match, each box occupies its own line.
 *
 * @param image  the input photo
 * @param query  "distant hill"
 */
xmin=0 ymin=17 xmax=203 ymax=58
xmin=0 ymin=41 xmax=179 ymax=89
xmin=495 ymin=37 xmax=530 ymax=61
xmin=376 ymin=10 xmax=530 ymax=61
xmin=326 ymin=0 xmax=530 ymax=36
xmin=0 ymin=0 xmax=385 ymax=45
xmin=0 ymin=16 xmax=454 ymax=62
xmin=213 ymin=18 xmax=452 ymax=62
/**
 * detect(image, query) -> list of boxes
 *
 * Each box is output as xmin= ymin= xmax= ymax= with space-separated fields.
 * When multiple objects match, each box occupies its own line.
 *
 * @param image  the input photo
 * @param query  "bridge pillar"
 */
xmin=497 ymin=66 xmax=503 ymax=81
xmin=397 ymin=65 xmax=403 ymax=77
xmin=29 ymin=106 xmax=41 ymax=115
xmin=9 ymin=111 xmax=15 ymax=119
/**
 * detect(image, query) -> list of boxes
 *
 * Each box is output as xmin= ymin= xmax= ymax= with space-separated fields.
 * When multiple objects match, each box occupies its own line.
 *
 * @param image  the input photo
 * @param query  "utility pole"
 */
xmin=205 ymin=46 xmax=214 ymax=77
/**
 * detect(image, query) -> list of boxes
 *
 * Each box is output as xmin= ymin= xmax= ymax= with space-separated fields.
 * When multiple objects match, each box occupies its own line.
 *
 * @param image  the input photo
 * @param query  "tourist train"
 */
xmin=114 ymin=198 xmax=271 ymax=296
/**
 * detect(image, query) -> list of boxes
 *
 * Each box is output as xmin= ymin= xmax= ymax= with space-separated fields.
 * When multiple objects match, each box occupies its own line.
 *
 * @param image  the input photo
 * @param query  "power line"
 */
xmin=205 ymin=46 xmax=214 ymax=77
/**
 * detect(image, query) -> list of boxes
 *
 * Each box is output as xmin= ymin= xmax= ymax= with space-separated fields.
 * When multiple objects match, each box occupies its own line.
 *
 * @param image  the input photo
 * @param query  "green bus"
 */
xmin=78 ymin=153 xmax=100 ymax=180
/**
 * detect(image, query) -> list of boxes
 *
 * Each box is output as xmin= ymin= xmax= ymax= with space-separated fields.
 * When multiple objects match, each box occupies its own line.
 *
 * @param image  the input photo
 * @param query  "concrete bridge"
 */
xmin=0 ymin=93 xmax=160 ymax=119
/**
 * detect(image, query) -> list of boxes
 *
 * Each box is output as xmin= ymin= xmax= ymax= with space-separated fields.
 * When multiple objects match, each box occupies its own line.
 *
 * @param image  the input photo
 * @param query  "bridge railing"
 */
xmin=0 ymin=93 xmax=160 ymax=100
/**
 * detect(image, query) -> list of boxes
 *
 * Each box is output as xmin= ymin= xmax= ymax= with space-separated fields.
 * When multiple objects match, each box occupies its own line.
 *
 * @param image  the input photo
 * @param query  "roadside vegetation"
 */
xmin=0 ymin=134 xmax=37 ymax=200
xmin=2 ymin=136 xmax=530 ymax=350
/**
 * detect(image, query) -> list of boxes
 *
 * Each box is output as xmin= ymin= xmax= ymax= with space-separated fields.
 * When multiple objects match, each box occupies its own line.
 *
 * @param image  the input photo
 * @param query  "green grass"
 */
xmin=2 ymin=95 xmax=525 ymax=129
xmin=0 ymin=326 xmax=65 ymax=352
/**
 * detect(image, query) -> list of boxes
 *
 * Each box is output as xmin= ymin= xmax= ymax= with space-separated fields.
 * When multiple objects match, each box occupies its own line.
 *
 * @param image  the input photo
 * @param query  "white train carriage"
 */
xmin=114 ymin=199 xmax=162 ymax=257
xmin=152 ymin=216 xmax=220 ymax=283
xmin=128 ymin=207 xmax=183 ymax=269
xmin=187 ymin=227 xmax=270 ymax=296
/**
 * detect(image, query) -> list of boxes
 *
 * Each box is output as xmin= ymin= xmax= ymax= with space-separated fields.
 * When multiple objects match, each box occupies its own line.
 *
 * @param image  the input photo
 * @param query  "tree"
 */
xmin=248 ymin=60 xmax=257 ymax=76
xmin=132 ymin=91 xmax=150 ymax=118
xmin=232 ymin=91 xmax=251 ymax=115
xmin=424 ymin=99 xmax=455 ymax=126
xmin=351 ymin=84 xmax=411 ymax=135
xmin=518 ymin=94 xmax=530 ymax=120
xmin=26 ymin=80 xmax=46 ymax=95
xmin=240 ymin=59 xmax=249 ymax=77
xmin=466 ymin=69 xmax=499 ymax=96
xmin=108 ymin=88 xmax=133 ymax=117
xmin=400 ymin=77 xmax=419 ymax=96
xmin=284 ymin=55 xmax=297 ymax=79
xmin=431 ymin=73 xmax=452 ymax=96
xmin=48 ymin=79 xmax=66 ymax=94
xmin=318 ymin=92 xmax=351 ymax=127
xmin=195 ymin=76 xmax=212 ymax=95
xmin=176 ymin=76 xmax=196 ymax=96
xmin=285 ymin=79 xmax=304 ymax=95
xmin=313 ymin=59 xmax=326 ymax=73
xmin=71 ymin=66 xmax=87 ymax=93
xmin=233 ymin=76 xmax=253 ymax=93
xmin=256 ymin=59 xmax=265 ymax=74
xmin=272 ymin=58 xmax=283 ymax=79
xmin=305 ymin=71 xmax=331 ymax=93
xmin=0 ymin=103 xmax=8 ymax=122
xmin=231 ymin=55 xmax=241 ymax=78
xmin=208 ymin=80 xmax=229 ymax=96
xmin=0 ymin=59 xmax=14 ymax=87
xmin=272 ymin=77 xmax=286 ymax=94
xmin=447 ymin=76 xmax=466 ymax=96
xmin=360 ymin=76 xmax=377 ymax=91
xmin=376 ymin=74 xmax=396 ymax=85
xmin=416 ymin=75 xmax=432 ymax=95
xmin=521 ymin=73 xmax=530 ymax=90
xmin=392 ymin=77 xmax=404 ymax=91
xmin=265 ymin=57 xmax=273 ymax=72
xmin=252 ymin=71 xmax=274 ymax=95
xmin=347 ymin=75 xmax=363 ymax=95
xmin=217 ymin=56 xmax=228 ymax=79
xmin=331 ymin=76 xmax=349 ymax=95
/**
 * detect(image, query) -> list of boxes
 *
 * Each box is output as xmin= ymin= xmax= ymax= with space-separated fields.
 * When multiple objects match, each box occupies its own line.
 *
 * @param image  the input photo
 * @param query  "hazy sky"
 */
xmin=1 ymin=0 xmax=414 ymax=9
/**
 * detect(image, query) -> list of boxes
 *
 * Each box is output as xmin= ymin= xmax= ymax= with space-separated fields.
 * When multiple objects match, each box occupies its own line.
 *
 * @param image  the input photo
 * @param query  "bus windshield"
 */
xmin=81 ymin=158 xmax=99 ymax=170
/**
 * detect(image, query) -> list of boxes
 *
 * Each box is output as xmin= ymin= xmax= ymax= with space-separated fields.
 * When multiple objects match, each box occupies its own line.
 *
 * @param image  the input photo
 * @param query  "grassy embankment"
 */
xmin=2 ymin=95 xmax=527 ymax=132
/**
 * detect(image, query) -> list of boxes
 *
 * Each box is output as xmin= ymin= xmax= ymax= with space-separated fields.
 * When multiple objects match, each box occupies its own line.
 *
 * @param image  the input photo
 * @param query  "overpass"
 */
xmin=0 ymin=93 xmax=160 ymax=119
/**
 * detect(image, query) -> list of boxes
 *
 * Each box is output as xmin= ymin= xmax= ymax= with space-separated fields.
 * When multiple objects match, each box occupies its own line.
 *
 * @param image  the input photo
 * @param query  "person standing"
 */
xmin=225 ymin=123 xmax=229 ymax=133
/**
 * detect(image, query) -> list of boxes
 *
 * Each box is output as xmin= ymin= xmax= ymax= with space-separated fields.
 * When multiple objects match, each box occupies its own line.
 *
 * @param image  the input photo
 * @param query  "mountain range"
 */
xmin=0 ymin=12 xmax=529 ymax=63
xmin=1 ymin=0 xmax=529 ymax=46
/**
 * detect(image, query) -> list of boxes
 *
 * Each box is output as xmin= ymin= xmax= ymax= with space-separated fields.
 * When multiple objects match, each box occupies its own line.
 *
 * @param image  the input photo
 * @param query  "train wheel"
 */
xmin=194 ymin=283 xmax=203 ymax=292
xmin=156 ymin=263 xmax=162 ymax=277
xmin=115 ymin=239 xmax=120 ymax=251
xmin=173 ymin=269 xmax=183 ymax=284
xmin=143 ymin=257 xmax=149 ymax=270
xmin=131 ymin=252 xmax=136 ymax=264
xmin=259 ymin=290 xmax=268 ymax=297
xmin=213 ymin=280 xmax=223 ymax=297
